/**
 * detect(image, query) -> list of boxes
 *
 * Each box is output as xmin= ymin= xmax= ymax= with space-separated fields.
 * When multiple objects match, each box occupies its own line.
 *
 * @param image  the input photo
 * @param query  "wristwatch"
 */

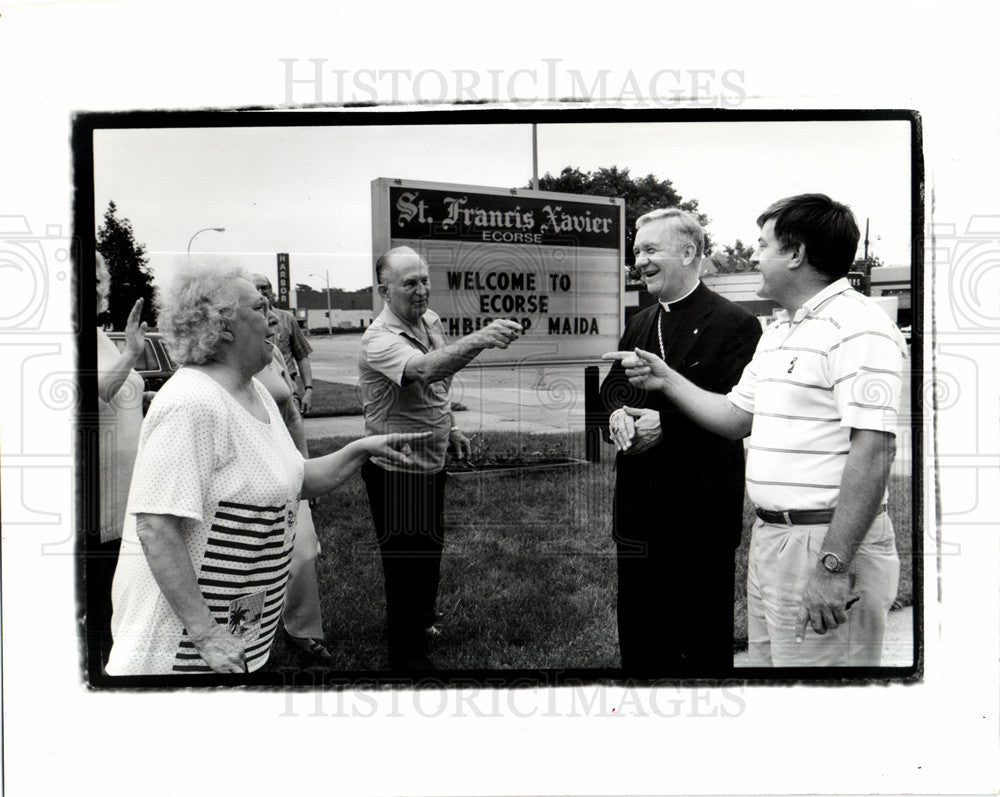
xmin=819 ymin=551 xmax=848 ymax=574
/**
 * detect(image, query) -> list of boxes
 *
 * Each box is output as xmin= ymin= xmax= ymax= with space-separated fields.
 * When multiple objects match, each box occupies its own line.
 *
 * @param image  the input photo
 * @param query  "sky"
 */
xmin=92 ymin=118 xmax=912 ymax=294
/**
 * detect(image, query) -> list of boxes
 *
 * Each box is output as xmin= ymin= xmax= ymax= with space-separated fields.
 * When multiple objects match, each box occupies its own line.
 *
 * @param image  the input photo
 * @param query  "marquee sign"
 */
xmin=371 ymin=178 xmax=625 ymax=365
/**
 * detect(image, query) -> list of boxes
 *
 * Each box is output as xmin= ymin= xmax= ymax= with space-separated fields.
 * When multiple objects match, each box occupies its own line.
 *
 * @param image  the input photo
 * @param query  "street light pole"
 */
xmin=187 ymin=226 xmax=226 ymax=255
xmin=310 ymin=271 xmax=333 ymax=336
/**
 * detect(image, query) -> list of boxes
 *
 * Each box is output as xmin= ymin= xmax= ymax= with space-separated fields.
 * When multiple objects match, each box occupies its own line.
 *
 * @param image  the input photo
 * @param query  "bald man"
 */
xmin=358 ymin=246 xmax=522 ymax=671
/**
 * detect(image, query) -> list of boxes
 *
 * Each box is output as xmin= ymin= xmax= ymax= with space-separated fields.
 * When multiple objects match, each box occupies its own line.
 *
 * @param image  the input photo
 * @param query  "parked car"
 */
xmin=105 ymin=331 xmax=178 ymax=392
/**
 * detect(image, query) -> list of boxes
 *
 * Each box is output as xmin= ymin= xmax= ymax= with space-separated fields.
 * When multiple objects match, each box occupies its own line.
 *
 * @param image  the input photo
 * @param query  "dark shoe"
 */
xmin=286 ymin=634 xmax=333 ymax=661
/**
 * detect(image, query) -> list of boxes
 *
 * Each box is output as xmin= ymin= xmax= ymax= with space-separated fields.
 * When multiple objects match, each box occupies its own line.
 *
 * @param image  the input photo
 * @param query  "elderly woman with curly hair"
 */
xmin=106 ymin=260 xmax=425 ymax=676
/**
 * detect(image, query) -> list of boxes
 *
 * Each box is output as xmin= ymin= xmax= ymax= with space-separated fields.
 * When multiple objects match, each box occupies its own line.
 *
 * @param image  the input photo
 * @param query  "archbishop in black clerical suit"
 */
xmin=600 ymin=281 xmax=761 ymax=676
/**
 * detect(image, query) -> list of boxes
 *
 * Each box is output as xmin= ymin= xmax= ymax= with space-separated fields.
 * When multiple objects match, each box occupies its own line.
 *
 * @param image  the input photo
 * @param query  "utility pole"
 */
xmin=309 ymin=271 xmax=333 ymax=336
xmin=531 ymin=123 xmax=539 ymax=191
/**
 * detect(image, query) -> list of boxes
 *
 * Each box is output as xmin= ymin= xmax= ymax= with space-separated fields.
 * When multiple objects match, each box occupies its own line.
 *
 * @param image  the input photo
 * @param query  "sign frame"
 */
xmin=371 ymin=177 xmax=626 ymax=366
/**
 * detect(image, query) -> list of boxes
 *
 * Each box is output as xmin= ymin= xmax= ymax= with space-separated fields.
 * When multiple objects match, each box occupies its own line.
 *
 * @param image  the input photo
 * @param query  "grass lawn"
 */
xmin=306 ymin=378 xmax=465 ymax=418
xmin=304 ymin=379 xmax=365 ymax=417
xmin=265 ymin=431 xmax=915 ymax=671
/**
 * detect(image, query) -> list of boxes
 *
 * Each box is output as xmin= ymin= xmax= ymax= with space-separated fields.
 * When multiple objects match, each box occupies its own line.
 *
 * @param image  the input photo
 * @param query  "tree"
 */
xmin=529 ymin=166 xmax=710 ymax=282
xmin=295 ymin=283 xmax=317 ymax=293
xmin=709 ymin=239 xmax=757 ymax=274
xmin=96 ymin=201 xmax=157 ymax=329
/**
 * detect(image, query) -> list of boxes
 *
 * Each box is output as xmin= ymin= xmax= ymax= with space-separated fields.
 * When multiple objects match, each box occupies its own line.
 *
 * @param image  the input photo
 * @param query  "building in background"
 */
xmin=295 ymin=287 xmax=374 ymax=332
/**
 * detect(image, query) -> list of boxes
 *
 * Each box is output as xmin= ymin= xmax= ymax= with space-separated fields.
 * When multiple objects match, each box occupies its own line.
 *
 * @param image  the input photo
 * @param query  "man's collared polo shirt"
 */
xmin=358 ymin=305 xmax=452 ymax=474
xmin=727 ymin=278 xmax=908 ymax=512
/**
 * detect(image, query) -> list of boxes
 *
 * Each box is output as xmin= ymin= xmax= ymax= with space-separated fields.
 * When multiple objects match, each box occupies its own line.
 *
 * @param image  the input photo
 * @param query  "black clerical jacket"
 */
xmin=599 ymin=282 xmax=763 ymax=549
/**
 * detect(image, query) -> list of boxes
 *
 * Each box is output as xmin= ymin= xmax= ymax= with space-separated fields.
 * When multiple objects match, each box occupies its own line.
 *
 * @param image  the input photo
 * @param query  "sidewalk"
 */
xmin=303 ymin=361 xmax=595 ymax=439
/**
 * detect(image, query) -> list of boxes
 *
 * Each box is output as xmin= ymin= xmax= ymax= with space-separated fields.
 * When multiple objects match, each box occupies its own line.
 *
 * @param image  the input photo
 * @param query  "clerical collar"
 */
xmin=658 ymin=281 xmax=701 ymax=313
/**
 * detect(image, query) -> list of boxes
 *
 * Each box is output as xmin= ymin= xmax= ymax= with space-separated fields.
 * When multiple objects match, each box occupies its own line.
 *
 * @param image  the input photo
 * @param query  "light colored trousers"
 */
xmin=281 ymin=500 xmax=325 ymax=639
xmin=747 ymin=512 xmax=899 ymax=667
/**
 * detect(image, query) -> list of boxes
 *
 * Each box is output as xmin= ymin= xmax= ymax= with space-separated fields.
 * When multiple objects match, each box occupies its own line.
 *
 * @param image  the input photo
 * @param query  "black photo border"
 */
xmin=73 ymin=106 xmax=924 ymax=690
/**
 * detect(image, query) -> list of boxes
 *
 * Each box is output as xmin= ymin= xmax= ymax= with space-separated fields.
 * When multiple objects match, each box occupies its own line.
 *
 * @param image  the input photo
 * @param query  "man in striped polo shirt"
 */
xmin=606 ymin=194 xmax=908 ymax=667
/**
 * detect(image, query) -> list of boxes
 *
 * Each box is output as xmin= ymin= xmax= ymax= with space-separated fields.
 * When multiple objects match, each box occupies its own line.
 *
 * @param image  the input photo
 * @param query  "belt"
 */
xmin=754 ymin=505 xmax=887 ymax=526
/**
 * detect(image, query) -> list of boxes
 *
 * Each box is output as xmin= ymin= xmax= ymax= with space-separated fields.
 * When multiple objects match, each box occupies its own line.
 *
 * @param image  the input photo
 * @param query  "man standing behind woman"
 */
xmin=251 ymin=274 xmax=315 ymax=414
xmin=254 ymin=300 xmax=332 ymax=661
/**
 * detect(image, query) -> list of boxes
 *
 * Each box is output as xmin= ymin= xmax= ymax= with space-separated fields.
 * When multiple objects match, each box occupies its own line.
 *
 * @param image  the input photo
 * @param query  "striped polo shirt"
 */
xmin=727 ymin=278 xmax=908 ymax=512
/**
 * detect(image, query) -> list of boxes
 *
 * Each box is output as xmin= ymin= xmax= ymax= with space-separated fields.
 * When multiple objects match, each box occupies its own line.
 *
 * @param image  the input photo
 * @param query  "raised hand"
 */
xmin=124 ymin=297 xmax=148 ymax=357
